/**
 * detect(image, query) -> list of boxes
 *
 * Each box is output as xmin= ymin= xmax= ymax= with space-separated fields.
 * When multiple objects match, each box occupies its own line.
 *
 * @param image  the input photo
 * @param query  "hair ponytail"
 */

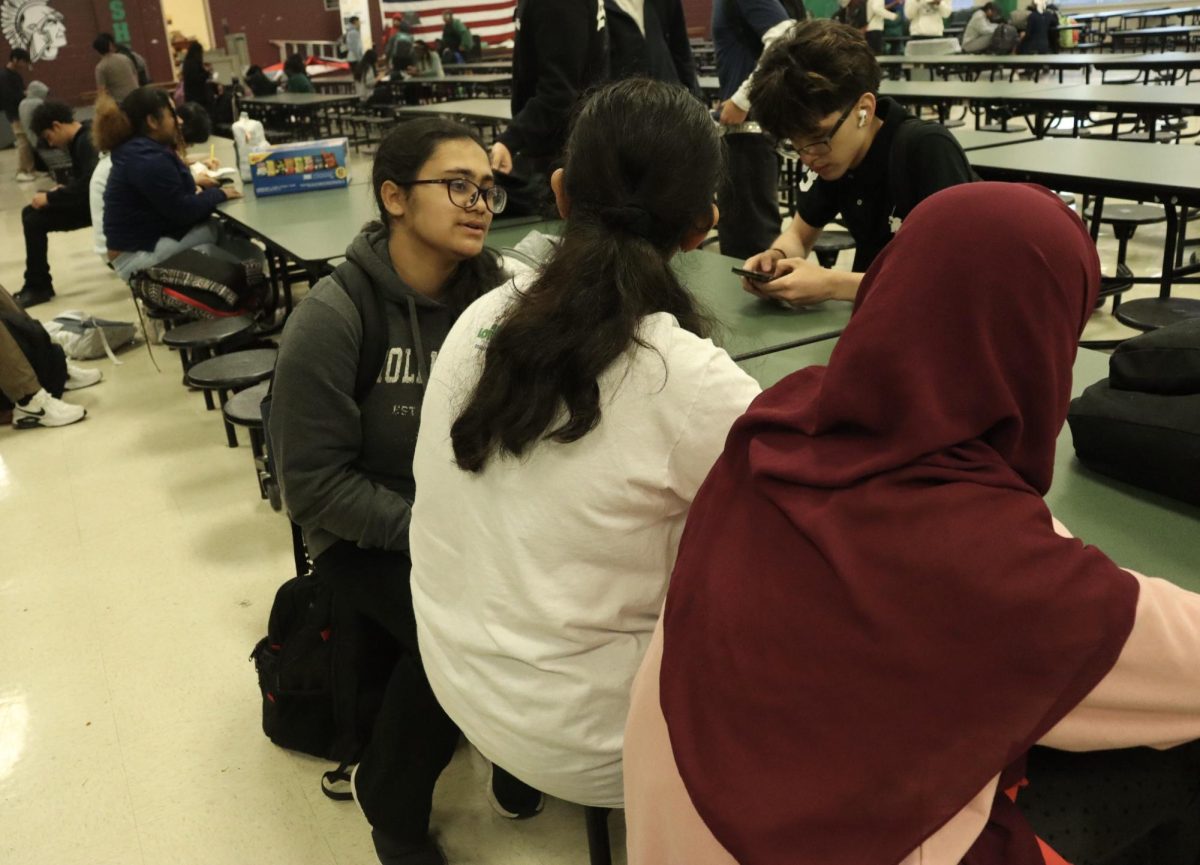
xmin=93 ymin=86 xmax=174 ymax=153
xmin=92 ymin=93 xmax=132 ymax=152
xmin=450 ymin=79 xmax=723 ymax=473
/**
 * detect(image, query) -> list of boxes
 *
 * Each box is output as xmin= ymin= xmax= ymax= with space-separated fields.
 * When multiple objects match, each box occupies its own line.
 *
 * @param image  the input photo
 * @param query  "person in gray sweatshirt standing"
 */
xmin=268 ymin=119 xmax=516 ymax=865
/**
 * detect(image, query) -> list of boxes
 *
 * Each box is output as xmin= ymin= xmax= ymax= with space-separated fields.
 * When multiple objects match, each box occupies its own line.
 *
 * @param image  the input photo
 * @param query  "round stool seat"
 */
xmin=812 ymin=231 xmax=856 ymax=269
xmin=1115 ymin=298 xmax=1200 ymax=332
xmin=1083 ymin=203 xmax=1166 ymax=226
xmin=163 ymin=315 xmax=255 ymax=350
xmin=222 ymin=381 xmax=270 ymax=428
xmin=813 ymin=231 xmax=856 ymax=252
xmin=1057 ymin=192 xmax=1076 ymax=208
xmin=186 ymin=349 xmax=277 ymax=391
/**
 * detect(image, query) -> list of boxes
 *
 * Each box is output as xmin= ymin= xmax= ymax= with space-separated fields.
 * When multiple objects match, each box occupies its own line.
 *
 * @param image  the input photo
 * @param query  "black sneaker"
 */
xmin=370 ymin=830 xmax=446 ymax=865
xmin=13 ymin=287 xmax=54 ymax=308
xmin=487 ymin=763 xmax=545 ymax=820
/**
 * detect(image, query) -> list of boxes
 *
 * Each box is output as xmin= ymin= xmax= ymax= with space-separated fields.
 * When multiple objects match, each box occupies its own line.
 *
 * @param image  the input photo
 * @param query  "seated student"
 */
xmin=440 ymin=10 xmax=478 ymax=64
xmin=243 ymin=65 xmax=278 ymax=97
xmin=96 ymin=88 xmax=241 ymax=283
xmin=283 ymin=54 xmax=314 ymax=93
xmin=962 ymin=2 xmax=1003 ymax=53
xmin=385 ymin=21 xmax=415 ymax=72
xmin=624 ymin=183 xmax=1200 ymax=865
xmin=269 ymin=118 xmax=516 ymax=865
xmin=0 ymin=284 xmax=99 ymax=429
xmin=14 ymin=101 xmax=100 ymax=308
xmin=355 ymin=48 xmax=378 ymax=102
xmin=405 ymin=41 xmax=444 ymax=79
xmin=408 ymin=79 xmax=762 ymax=815
xmin=740 ymin=20 xmax=975 ymax=306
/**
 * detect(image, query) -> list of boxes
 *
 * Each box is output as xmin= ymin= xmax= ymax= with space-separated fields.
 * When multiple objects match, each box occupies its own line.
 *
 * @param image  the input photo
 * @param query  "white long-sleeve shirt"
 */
xmin=410 ymin=276 xmax=761 ymax=808
xmin=905 ymin=0 xmax=951 ymax=36
xmin=868 ymin=0 xmax=899 ymax=31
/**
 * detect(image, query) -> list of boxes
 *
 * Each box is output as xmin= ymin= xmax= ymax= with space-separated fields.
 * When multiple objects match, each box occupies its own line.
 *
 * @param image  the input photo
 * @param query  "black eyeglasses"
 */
xmin=792 ymin=101 xmax=858 ymax=158
xmin=405 ymin=177 xmax=508 ymax=214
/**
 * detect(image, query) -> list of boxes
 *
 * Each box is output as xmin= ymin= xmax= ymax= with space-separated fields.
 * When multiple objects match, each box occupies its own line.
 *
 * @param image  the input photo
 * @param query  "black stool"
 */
xmin=585 ymin=806 xmax=612 ymax=865
xmin=812 ymin=232 xmax=856 ymax=269
xmin=221 ymin=381 xmax=276 ymax=505
xmin=163 ymin=316 xmax=256 ymax=408
xmin=186 ymin=349 xmax=277 ymax=447
xmin=1084 ymin=203 xmax=1166 ymax=312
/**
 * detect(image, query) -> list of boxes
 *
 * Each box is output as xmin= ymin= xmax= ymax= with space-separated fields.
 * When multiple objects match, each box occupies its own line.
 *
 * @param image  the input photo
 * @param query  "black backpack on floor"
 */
xmin=251 ymin=258 xmax=393 ymax=796
xmin=1067 ymin=321 xmax=1200 ymax=506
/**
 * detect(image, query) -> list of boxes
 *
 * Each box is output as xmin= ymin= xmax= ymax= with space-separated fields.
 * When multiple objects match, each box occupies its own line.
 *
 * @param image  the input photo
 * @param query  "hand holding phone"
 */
xmin=732 ymin=266 xmax=773 ymax=283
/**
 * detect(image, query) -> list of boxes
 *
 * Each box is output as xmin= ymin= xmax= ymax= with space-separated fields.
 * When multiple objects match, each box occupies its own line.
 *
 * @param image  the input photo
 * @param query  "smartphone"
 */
xmin=731 ymin=266 xmax=773 ymax=283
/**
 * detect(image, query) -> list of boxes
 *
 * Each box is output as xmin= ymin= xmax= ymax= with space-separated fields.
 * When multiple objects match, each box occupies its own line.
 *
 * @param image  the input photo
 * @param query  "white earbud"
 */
xmin=857 ymin=109 xmax=868 ymax=128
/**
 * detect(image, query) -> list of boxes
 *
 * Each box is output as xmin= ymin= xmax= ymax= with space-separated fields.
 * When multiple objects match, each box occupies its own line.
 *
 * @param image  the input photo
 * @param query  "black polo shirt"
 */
xmin=795 ymin=97 xmax=976 ymax=272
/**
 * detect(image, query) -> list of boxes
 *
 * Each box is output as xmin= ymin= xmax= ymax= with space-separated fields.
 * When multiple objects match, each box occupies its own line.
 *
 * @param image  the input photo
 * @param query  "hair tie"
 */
xmin=593 ymin=203 xmax=662 ymax=243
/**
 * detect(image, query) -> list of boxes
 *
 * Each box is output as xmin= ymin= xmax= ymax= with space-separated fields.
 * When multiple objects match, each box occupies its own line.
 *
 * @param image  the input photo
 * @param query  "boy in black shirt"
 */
xmin=15 ymin=101 xmax=99 ymax=308
xmin=740 ymin=20 xmax=975 ymax=305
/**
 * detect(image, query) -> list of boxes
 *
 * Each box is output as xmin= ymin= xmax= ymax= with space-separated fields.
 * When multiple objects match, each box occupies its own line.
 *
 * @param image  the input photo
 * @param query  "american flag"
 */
xmin=379 ymin=1 xmax=518 ymax=45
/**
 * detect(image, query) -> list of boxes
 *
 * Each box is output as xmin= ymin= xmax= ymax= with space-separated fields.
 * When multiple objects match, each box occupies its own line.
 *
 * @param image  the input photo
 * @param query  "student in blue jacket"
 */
xmin=94 ymin=87 xmax=241 ymax=282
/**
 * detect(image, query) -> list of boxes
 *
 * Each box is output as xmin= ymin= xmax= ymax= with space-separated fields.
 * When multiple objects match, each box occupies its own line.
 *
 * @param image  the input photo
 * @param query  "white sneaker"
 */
xmin=12 ymin=388 xmax=86 ymax=428
xmin=14 ymin=171 xmax=36 ymax=182
xmin=65 ymin=364 xmax=102 ymax=390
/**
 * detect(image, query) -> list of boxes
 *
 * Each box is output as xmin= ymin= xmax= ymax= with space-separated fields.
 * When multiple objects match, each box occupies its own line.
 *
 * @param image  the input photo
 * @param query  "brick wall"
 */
xmin=681 ymin=0 xmax=713 ymax=37
xmin=0 ymin=0 xmax=173 ymax=105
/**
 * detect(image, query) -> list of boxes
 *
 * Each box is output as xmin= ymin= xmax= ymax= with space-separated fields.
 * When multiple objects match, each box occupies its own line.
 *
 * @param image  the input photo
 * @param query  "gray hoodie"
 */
xmin=18 ymin=80 xmax=48 ymax=146
xmin=269 ymin=224 xmax=463 ymax=561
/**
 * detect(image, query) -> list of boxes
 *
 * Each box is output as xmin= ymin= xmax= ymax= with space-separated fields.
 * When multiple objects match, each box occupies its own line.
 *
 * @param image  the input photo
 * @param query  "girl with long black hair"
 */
xmin=408 ymin=79 xmax=762 ymax=808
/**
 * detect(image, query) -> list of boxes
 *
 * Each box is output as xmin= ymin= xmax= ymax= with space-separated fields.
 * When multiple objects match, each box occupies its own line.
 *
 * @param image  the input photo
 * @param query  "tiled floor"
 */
xmin=0 ymin=116 xmax=1194 ymax=864
xmin=0 ymin=145 xmax=625 ymax=865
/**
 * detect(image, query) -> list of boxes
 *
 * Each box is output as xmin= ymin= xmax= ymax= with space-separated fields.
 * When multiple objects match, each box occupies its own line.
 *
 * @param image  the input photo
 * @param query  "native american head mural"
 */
xmin=2 ymin=0 xmax=67 ymax=62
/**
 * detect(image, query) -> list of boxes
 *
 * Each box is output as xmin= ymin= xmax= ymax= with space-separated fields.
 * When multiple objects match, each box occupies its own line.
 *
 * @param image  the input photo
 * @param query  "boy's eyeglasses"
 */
xmin=792 ymin=102 xmax=858 ymax=158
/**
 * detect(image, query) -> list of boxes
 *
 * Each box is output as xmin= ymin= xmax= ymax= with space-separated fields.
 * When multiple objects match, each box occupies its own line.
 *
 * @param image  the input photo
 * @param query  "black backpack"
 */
xmin=987 ymin=23 xmax=1021 ymax=54
xmin=251 ymin=259 xmax=392 ymax=795
xmin=1067 ymin=321 xmax=1200 ymax=507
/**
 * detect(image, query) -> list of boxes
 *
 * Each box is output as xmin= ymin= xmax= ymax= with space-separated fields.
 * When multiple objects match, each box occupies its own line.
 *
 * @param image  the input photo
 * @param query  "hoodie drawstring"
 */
xmin=406 ymin=295 xmax=429 ymax=392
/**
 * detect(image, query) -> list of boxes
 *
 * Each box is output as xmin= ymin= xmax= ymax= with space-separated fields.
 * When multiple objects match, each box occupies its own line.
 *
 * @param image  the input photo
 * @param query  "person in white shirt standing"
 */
xmin=409 ymin=78 xmax=762 ymax=810
xmin=345 ymin=15 xmax=364 ymax=65
xmin=866 ymin=0 xmax=898 ymax=53
xmin=905 ymin=0 xmax=951 ymax=38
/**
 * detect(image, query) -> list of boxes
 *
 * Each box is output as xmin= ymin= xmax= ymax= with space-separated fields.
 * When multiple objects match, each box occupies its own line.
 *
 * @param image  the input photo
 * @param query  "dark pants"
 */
xmin=1019 ymin=741 xmax=1200 ymax=865
xmin=22 ymin=204 xmax=91 ymax=294
xmin=717 ymin=131 xmax=782 ymax=262
xmin=866 ymin=30 xmax=885 ymax=54
xmin=314 ymin=542 xmax=461 ymax=847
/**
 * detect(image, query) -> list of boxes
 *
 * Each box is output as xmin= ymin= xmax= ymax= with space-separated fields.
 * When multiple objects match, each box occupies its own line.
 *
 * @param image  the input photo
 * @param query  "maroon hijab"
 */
xmin=660 ymin=183 xmax=1140 ymax=865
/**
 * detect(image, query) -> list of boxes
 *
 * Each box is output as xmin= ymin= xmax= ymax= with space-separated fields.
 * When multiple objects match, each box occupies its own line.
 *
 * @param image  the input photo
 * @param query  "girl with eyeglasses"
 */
xmin=269 ymin=118 xmax=516 ymax=865
xmin=406 ymin=79 xmax=762 ymax=812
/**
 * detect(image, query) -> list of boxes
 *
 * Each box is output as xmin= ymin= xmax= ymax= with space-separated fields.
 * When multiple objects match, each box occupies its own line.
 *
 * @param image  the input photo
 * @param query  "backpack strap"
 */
xmin=330 ymin=259 xmax=390 ymax=404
